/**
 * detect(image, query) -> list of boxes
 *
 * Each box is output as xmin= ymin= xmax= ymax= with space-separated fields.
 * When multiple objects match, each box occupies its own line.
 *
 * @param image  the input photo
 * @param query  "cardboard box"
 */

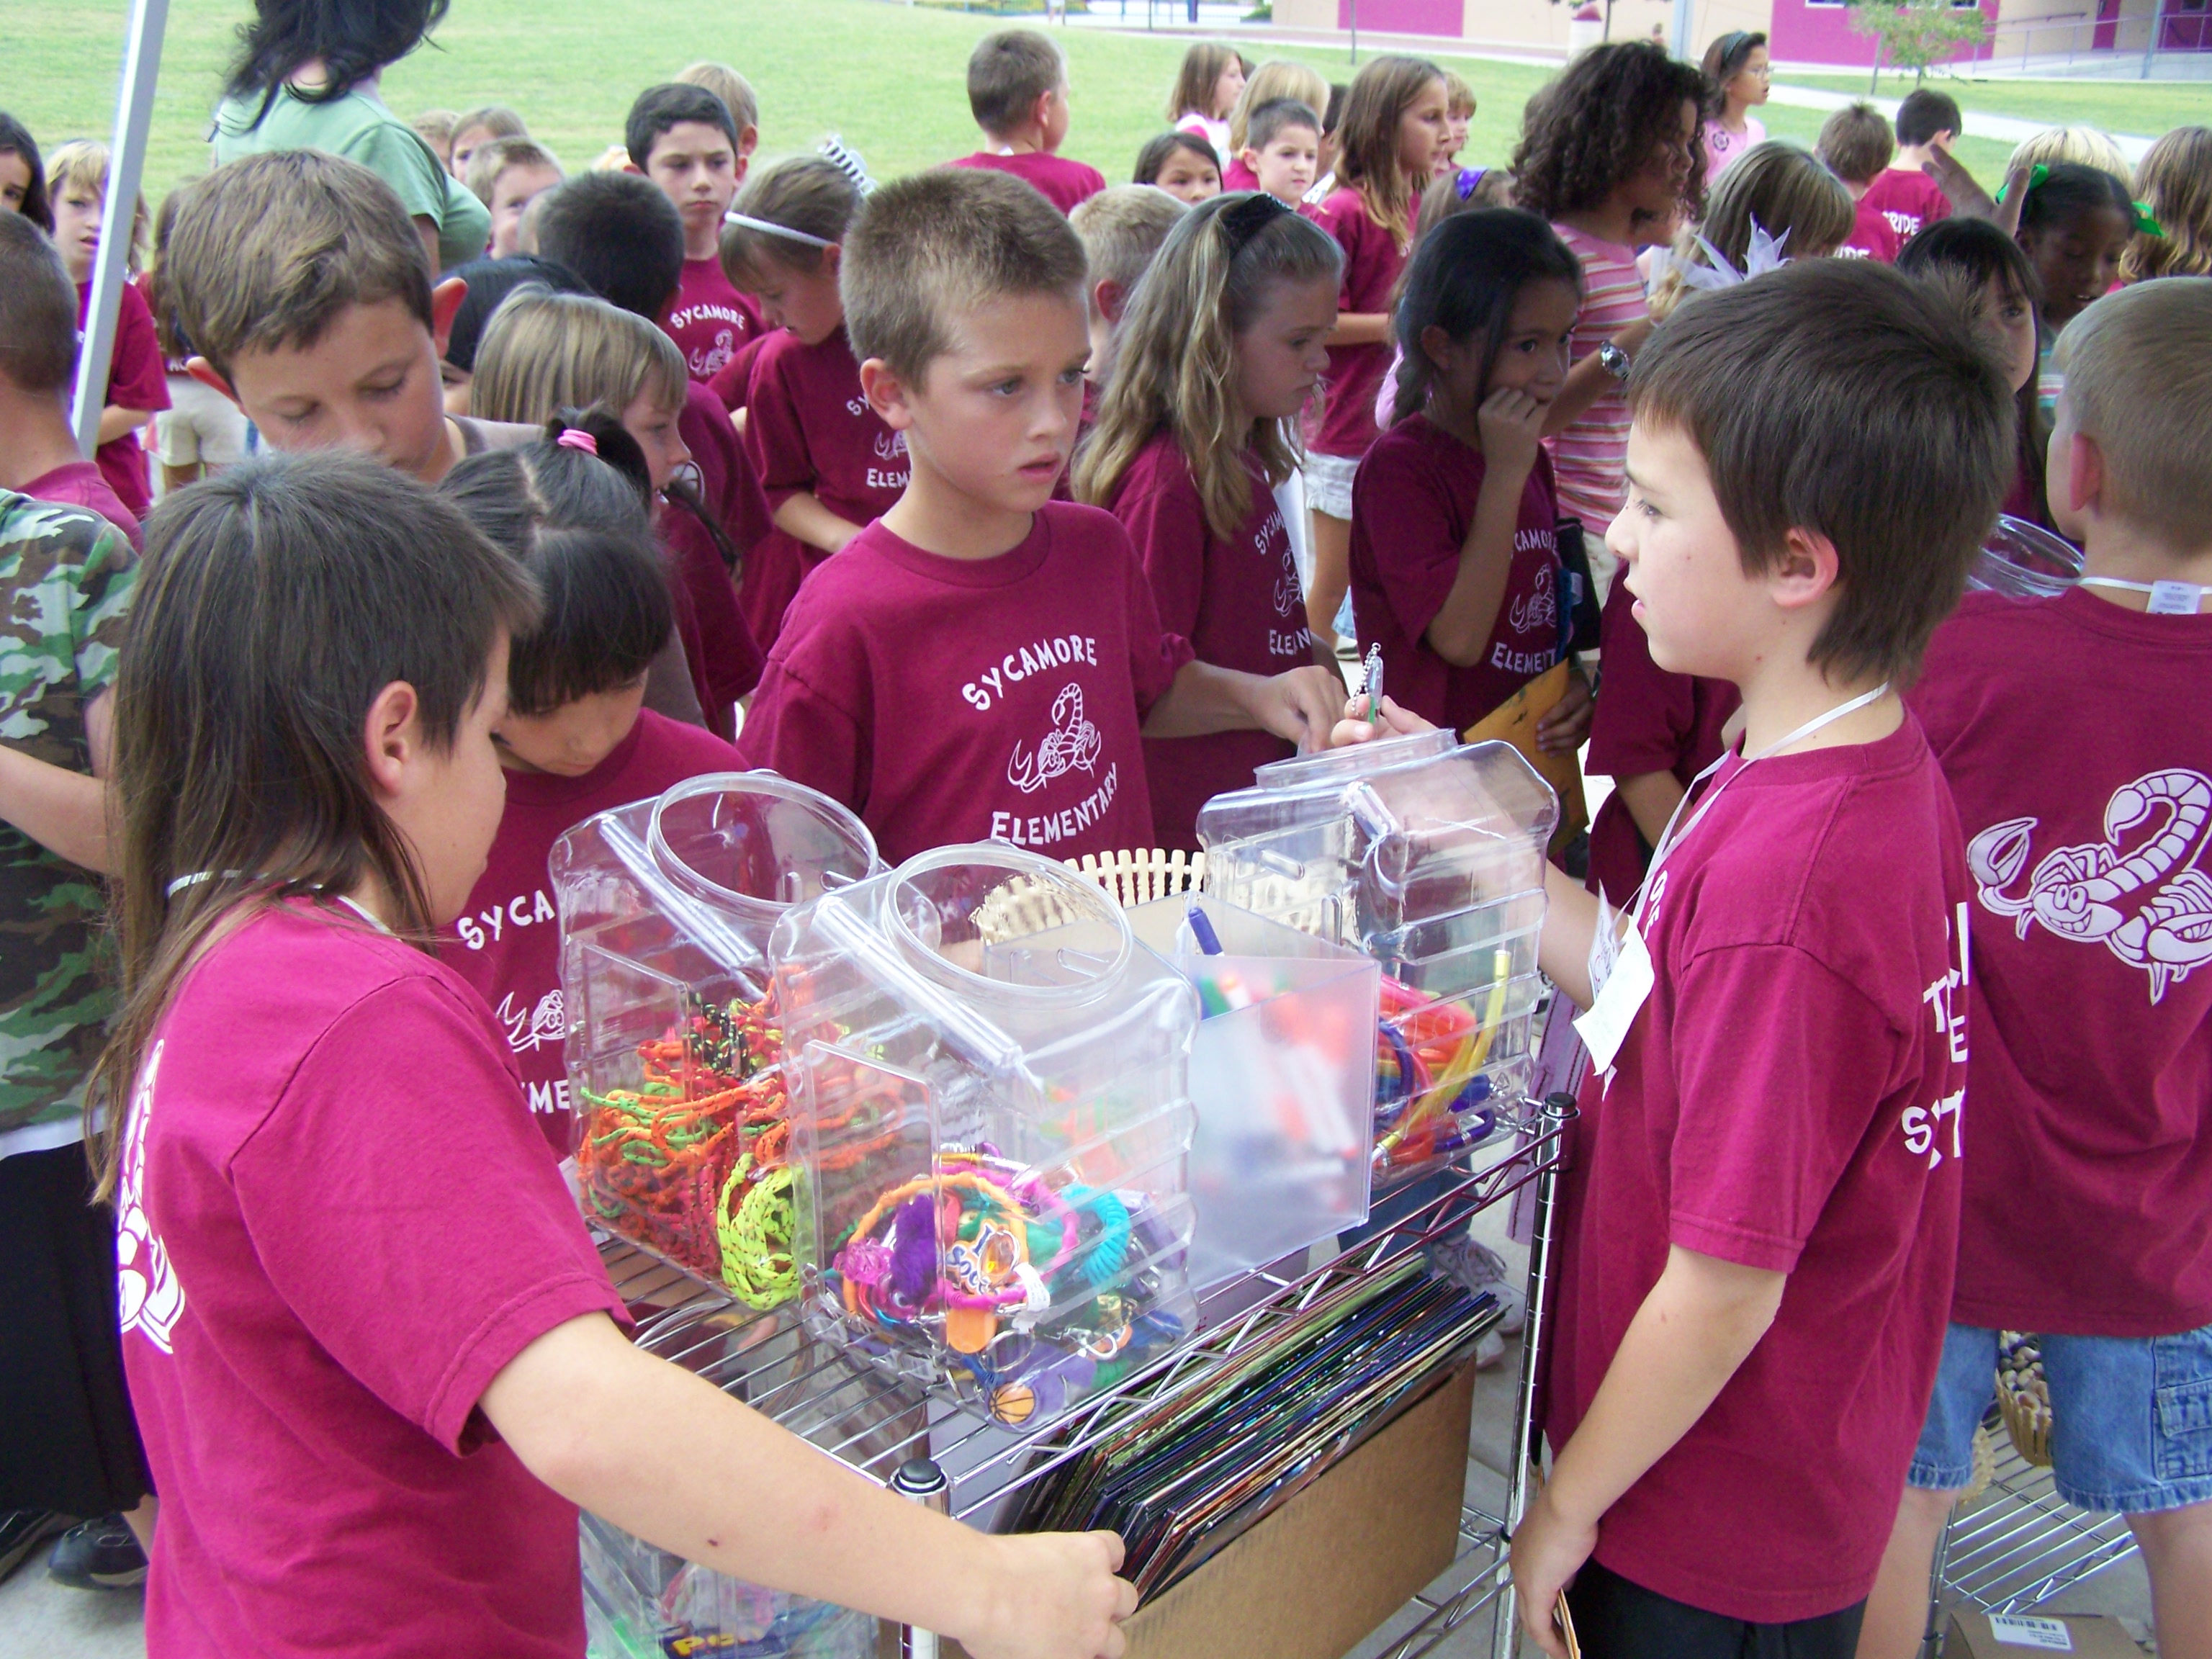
xmin=1114 ymin=1359 xmax=1475 ymax=1659
xmin=1945 ymin=1611 xmax=2144 ymax=1659
xmin=936 ymin=1363 xmax=1476 ymax=1659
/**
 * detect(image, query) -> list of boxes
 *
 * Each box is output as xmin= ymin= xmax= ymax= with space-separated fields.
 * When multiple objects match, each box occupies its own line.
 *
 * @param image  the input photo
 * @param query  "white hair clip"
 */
xmin=1663 ymin=217 xmax=1793 ymax=292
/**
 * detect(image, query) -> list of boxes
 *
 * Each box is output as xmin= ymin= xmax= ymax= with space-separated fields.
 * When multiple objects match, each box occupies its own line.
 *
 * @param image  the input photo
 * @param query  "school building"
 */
xmin=1273 ymin=0 xmax=2211 ymax=71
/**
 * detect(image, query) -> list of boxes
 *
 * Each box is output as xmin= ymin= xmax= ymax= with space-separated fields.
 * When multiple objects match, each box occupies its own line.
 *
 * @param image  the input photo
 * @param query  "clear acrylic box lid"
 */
xmin=1199 ymin=729 xmax=1457 ymax=847
xmin=1969 ymin=515 xmax=2082 ymax=600
xmin=551 ymin=770 xmax=882 ymax=990
xmin=1346 ymin=742 xmax=1559 ymax=932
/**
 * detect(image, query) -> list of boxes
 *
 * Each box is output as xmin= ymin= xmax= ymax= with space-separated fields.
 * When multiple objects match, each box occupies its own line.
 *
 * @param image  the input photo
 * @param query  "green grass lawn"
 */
xmin=1777 ymin=69 xmax=2208 ymax=139
xmin=10 ymin=0 xmax=2183 ymax=212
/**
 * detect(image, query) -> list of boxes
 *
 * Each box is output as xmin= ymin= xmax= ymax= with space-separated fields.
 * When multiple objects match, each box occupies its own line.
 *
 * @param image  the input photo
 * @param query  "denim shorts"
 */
xmin=1303 ymin=451 xmax=1358 ymax=521
xmin=1909 ymin=1319 xmax=2212 ymax=1514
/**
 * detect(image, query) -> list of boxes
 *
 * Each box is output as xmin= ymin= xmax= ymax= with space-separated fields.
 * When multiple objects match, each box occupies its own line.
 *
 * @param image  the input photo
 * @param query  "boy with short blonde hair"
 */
xmin=734 ymin=168 xmax=1343 ymax=862
xmin=1068 ymin=184 xmax=1186 ymax=388
xmin=1862 ymin=276 xmax=2212 ymax=1659
xmin=163 ymin=150 xmax=511 ymax=485
xmin=947 ymin=30 xmax=1106 ymax=215
xmin=1818 ymin=102 xmax=1903 ymax=261
xmin=465 ymin=137 xmax=564 ymax=260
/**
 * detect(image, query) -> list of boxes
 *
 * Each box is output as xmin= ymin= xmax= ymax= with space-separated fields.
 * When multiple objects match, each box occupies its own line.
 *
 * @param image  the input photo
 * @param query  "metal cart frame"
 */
xmin=592 ymin=1094 xmax=1579 ymax=1659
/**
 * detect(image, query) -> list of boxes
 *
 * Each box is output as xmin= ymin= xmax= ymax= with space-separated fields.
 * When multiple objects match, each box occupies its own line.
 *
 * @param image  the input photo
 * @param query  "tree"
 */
xmin=1846 ymin=0 xmax=1990 ymax=87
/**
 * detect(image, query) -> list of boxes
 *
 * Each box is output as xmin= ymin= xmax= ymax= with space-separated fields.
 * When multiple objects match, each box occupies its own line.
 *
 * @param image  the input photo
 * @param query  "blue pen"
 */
xmin=1184 ymin=900 xmax=1224 ymax=956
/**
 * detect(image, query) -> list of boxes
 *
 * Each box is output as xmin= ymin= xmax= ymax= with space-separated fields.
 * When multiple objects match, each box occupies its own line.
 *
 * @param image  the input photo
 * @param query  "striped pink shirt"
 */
xmin=1547 ymin=223 xmax=1647 ymax=540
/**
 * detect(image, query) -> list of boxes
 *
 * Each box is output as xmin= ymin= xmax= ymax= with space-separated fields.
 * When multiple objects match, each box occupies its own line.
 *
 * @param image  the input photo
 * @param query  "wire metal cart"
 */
xmin=588 ymin=1094 xmax=1578 ymax=1659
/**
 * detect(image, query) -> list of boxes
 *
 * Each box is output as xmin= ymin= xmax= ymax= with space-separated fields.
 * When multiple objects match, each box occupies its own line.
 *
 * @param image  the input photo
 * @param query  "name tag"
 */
xmin=1574 ymin=921 xmax=1653 ymax=1075
xmin=1987 ymin=1614 xmax=2072 ymax=1650
xmin=2149 ymin=580 xmax=2205 ymax=616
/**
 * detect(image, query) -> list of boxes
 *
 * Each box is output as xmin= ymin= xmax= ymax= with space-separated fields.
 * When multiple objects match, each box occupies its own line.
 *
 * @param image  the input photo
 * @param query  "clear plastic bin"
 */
xmin=552 ymin=773 xmax=882 ymax=1300
xmin=582 ymin=1512 xmax=876 ymax=1659
xmin=1125 ymin=898 xmax=1378 ymax=1289
xmin=773 ymin=845 xmax=1200 ymax=1429
xmin=1970 ymin=514 xmax=2082 ymax=599
xmin=1197 ymin=742 xmax=1557 ymax=1189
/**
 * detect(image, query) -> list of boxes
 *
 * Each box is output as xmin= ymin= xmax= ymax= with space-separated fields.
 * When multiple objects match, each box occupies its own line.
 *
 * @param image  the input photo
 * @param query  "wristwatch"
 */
xmin=1596 ymin=341 xmax=1632 ymax=382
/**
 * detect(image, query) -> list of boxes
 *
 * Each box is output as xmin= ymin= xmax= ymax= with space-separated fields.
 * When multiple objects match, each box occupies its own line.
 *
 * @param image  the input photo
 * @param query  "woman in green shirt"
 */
xmin=211 ymin=0 xmax=492 ymax=275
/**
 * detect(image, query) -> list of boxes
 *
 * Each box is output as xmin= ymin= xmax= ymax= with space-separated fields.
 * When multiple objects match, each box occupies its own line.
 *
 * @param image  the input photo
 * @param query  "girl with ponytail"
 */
xmin=1076 ymin=192 xmax=1343 ymax=849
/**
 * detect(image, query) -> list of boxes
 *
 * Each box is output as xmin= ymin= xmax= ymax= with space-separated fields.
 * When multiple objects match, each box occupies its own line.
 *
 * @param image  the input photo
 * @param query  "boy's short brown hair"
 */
xmin=464 ymin=137 xmax=561 ymax=207
xmin=1246 ymin=97 xmax=1322 ymax=153
xmin=164 ymin=150 xmax=433 ymax=381
xmin=968 ymin=30 xmax=1066 ymax=137
xmin=0 ymin=212 xmax=80 ymax=393
xmin=842 ymin=168 xmax=1087 ymax=382
xmin=1069 ymin=184 xmax=1187 ymax=308
xmin=2056 ymin=278 xmax=2212 ymax=547
xmin=1816 ymin=102 xmax=1894 ymax=186
xmin=1629 ymin=259 xmax=2013 ymax=684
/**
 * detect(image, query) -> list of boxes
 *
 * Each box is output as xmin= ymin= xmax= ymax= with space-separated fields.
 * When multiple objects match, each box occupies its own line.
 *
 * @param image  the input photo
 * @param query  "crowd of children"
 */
xmin=3 ymin=4 xmax=2212 ymax=1655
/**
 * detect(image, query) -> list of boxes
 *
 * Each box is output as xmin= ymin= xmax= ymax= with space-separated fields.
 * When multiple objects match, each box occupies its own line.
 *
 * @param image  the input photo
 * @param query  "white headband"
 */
xmin=723 ymin=211 xmax=835 ymax=249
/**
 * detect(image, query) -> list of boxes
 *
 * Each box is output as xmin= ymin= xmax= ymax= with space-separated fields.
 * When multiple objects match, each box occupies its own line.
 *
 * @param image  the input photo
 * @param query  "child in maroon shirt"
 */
xmin=1862 ymin=282 xmax=2212 ymax=1659
xmin=1303 ymin=55 xmax=1451 ymax=649
xmin=734 ymin=169 xmax=1344 ymax=866
xmin=724 ymin=158 xmax=904 ymax=652
xmin=438 ymin=442 xmax=741 ymax=1151
xmin=946 ymin=30 xmax=1106 ymax=214
xmin=109 ymin=451 xmax=1135 ymax=1659
xmin=48 ymin=143 xmax=168 ymax=518
xmin=1344 ymin=262 xmax=2010 ymax=1655
xmin=1349 ymin=210 xmax=1593 ymax=760
xmin=626 ymin=82 xmax=765 ymax=382
xmin=1076 ymin=193 xmax=1341 ymax=850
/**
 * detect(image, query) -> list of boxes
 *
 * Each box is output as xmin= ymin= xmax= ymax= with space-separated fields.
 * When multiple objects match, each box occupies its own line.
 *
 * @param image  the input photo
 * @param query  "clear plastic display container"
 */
xmin=1970 ymin=514 xmax=2083 ymax=599
xmin=1125 ymin=898 xmax=1378 ymax=1290
xmin=1197 ymin=742 xmax=1557 ymax=1190
xmin=773 ymin=845 xmax=1200 ymax=1429
xmin=552 ymin=773 xmax=882 ymax=1300
xmin=582 ymin=1513 xmax=876 ymax=1659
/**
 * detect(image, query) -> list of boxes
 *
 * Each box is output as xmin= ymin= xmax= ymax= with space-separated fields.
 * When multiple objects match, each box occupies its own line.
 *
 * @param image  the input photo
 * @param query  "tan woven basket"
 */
xmin=971 ymin=850 xmax=1207 ymax=943
xmin=1996 ymin=1332 xmax=2053 ymax=1467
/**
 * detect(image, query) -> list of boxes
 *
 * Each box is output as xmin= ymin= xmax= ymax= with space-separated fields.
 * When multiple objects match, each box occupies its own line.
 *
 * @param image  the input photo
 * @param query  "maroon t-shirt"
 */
xmin=1549 ymin=716 xmax=1969 ymax=1623
xmin=738 ymin=325 xmax=909 ymax=652
xmin=1583 ymin=574 xmax=1739 ymax=910
xmin=1910 ymin=588 xmax=2212 ymax=1336
xmin=946 ymin=150 xmax=1107 ymax=214
xmin=1839 ymin=195 xmax=1905 ymax=264
xmin=442 ymin=711 xmax=742 ymax=1153
xmin=668 ymin=380 xmax=771 ymax=737
xmin=1860 ymin=168 xmax=1952 ymax=245
xmin=707 ymin=332 xmax=770 ymax=415
xmin=117 ymin=902 xmax=627 ymax=1658
xmin=22 ymin=459 xmax=143 ymax=549
xmin=1308 ymin=186 xmax=1409 ymax=459
xmin=1222 ymin=156 xmax=1260 ymax=192
xmin=666 ymin=256 xmax=763 ymax=382
xmin=76 ymin=277 xmax=170 ymax=519
xmin=1105 ymin=428 xmax=1309 ymax=850
xmin=734 ymin=503 xmax=1193 ymax=864
xmin=1347 ymin=415 xmax=1563 ymax=735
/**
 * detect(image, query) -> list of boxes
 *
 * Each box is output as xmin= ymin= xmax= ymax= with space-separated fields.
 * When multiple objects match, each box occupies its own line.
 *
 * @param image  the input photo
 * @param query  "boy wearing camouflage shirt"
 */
xmin=0 ymin=490 xmax=148 ymax=1588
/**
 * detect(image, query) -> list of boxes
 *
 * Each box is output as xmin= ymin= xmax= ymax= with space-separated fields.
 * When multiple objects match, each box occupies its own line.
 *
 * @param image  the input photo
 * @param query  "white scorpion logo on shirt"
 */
xmin=116 ymin=1040 xmax=185 ymax=1354
xmin=1007 ymin=683 xmax=1103 ymax=794
xmin=497 ymin=989 xmax=566 ymax=1055
xmin=1967 ymin=768 xmax=2212 ymax=1005
xmin=872 ymin=429 xmax=908 ymax=460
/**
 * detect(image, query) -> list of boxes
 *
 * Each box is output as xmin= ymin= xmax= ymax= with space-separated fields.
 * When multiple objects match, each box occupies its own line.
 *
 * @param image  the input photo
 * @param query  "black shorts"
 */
xmin=1565 ymin=1560 xmax=1865 ymax=1659
xmin=0 ymin=1141 xmax=150 ymax=1516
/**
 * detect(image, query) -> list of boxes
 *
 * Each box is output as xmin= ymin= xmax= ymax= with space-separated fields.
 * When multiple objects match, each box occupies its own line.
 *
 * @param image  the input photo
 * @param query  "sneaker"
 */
xmin=1474 ymin=1328 xmax=1509 ymax=1370
xmin=0 ymin=1511 xmax=72 ymax=1584
xmin=48 ymin=1513 xmax=147 ymax=1590
xmin=1425 ymin=1234 xmax=1529 ymax=1336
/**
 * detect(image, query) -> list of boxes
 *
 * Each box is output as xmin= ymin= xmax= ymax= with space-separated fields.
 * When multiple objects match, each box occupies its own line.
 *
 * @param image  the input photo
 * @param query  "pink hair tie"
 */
xmin=555 ymin=428 xmax=598 ymax=456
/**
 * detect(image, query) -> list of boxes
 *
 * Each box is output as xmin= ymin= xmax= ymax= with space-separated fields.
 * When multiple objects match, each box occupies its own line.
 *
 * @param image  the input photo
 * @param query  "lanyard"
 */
xmin=1629 ymin=680 xmax=1892 ymax=931
xmin=2078 ymin=577 xmax=2207 ymax=615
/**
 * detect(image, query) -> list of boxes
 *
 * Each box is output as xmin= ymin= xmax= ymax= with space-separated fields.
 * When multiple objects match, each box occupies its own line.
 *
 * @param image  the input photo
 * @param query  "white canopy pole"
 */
xmin=1670 ymin=0 xmax=1696 ymax=60
xmin=72 ymin=0 xmax=171 ymax=457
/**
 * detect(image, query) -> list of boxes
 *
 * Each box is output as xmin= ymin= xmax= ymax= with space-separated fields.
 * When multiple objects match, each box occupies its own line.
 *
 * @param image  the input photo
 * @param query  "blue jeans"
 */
xmin=1910 ymin=1319 xmax=2212 ymax=1515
